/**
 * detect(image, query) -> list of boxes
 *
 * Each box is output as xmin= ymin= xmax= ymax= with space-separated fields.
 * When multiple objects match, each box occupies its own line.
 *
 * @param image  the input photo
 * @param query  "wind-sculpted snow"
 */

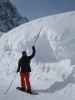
xmin=0 ymin=11 xmax=74 ymax=69
xmin=31 ymin=59 xmax=72 ymax=82
xmin=0 ymin=11 xmax=75 ymax=63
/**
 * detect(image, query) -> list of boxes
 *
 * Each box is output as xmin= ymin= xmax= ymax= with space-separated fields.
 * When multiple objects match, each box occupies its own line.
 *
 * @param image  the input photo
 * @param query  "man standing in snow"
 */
xmin=17 ymin=46 xmax=36 ymax=94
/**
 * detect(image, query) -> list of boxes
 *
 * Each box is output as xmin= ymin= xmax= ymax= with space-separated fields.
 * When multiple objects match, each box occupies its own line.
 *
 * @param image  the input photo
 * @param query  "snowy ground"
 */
xmin=0 ymin=11 xmax=75 ymax=100
xmin=0 ymin=59 xmax=75 ymax=100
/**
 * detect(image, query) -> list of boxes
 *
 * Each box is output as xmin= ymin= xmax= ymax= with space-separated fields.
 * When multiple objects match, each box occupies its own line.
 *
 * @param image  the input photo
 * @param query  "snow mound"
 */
xmin=0 ymin=11 xmax=74 ymax=86
xmin=0 ymin=11 xmax=75 ymax=63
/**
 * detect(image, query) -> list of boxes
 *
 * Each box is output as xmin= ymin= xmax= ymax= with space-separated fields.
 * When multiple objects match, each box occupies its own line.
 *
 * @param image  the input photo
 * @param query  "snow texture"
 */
xmin=0 ymin=11 xmax=75 ymax=100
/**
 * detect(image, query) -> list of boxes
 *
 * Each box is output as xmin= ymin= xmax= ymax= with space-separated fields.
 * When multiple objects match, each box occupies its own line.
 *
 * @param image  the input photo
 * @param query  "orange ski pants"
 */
xmin=20 ymin=72 xmax=31 ymax=90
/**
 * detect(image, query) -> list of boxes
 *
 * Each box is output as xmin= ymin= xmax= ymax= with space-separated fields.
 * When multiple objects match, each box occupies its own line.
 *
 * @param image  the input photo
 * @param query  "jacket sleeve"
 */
xmin=29 ymin=46 xmax=36 ymax=59
xmin=17 ymin=59 xmax=21 ymax=72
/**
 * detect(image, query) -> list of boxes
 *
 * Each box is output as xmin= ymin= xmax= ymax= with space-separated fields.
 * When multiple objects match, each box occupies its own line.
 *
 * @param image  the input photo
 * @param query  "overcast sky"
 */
xmin=15 ymin=0 xmax=75 ymax=20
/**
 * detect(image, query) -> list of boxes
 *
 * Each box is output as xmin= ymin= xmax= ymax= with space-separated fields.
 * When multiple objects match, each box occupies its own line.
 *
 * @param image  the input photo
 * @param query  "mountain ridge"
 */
xmin=0 ymin=0 xmax=28 ymax=35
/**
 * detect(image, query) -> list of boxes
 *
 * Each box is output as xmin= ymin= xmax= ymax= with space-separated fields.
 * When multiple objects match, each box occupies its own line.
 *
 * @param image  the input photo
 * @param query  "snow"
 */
xmin=0 ymin=11 xmax=75 ymax=100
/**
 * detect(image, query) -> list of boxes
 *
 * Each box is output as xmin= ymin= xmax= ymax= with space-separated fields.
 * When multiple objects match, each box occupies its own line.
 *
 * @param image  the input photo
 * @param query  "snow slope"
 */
xmin=0 ymin=11 xmax=75 ymax=63
xmin=0 ymin=11 xmax=75 ymax=100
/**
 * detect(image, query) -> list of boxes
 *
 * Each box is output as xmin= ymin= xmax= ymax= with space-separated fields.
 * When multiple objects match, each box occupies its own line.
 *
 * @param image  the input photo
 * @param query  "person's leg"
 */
xmin=20 ymin=72 xmax=26 ymax=89
xmin=25 ymin=72 xmax=31 ymax=92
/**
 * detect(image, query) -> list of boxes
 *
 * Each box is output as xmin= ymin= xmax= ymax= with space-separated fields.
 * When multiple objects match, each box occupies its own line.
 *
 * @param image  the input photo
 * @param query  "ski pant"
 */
xmin=20 ymin=71 xmax=31 ymax=91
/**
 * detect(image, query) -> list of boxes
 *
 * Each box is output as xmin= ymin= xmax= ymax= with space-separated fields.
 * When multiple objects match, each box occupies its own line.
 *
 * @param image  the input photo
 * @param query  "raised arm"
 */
xmin=29 ymin=46 xmax=36 ymax=59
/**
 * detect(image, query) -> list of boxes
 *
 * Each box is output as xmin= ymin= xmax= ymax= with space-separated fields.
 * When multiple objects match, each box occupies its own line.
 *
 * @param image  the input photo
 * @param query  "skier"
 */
xmin=17 ymin=46 xmax=36 ymax=94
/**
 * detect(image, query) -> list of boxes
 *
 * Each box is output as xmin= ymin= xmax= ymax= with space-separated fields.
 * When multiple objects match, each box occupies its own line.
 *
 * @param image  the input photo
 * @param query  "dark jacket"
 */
xmin=17 ymin=46 xmax=36 ymax=72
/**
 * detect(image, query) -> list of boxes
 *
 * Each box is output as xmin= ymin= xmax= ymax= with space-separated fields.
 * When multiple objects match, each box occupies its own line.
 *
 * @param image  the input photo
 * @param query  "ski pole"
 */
xmin=4 ymin=73 xmax=17 ymax=95
xmin=33 ymin=27 xmax=43 ymax=46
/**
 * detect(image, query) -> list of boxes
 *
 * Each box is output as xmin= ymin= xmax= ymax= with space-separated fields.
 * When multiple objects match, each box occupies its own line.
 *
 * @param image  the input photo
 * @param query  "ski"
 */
xmin=16 ymin=87 xmax=38 ymax=95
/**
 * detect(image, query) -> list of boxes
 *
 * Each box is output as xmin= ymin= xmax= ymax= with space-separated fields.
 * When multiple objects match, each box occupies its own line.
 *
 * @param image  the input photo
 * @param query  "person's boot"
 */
xmin=21 ymin=87 xmax=26 ymax=91
xmin=27 ymin=89 xmax=32 ymax=94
